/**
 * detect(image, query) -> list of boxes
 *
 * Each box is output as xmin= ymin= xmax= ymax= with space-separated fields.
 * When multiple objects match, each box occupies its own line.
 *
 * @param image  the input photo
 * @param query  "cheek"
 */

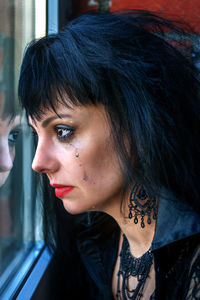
xmin=77 ymin=146 xmax=124 ymax=211
xmin=61 ymin=134 xmax=123 ymax=191
xmin=59 ymin=144 xmax=86 ymax=180
xmin=0 ymin=171 xmax=10 ymax=187
xmin=9 ymin=147 xmax=15 ymax=162
xmin=77 ymin=139 xmax=122 ymax=187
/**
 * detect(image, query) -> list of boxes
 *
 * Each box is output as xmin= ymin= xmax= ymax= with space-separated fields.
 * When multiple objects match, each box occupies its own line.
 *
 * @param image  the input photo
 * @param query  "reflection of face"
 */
xmin=0 ymin=116 xmax=21 ymax=187
xmin=29 ymin=102 xmax=124 ymax=215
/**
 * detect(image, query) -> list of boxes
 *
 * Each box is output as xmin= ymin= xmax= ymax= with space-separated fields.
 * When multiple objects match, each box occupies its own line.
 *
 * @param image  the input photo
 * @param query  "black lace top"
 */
xmin=37 ymin=190 xmax=200 ymax=300
xmin=75 ymin=190 xmax=200 ymax=300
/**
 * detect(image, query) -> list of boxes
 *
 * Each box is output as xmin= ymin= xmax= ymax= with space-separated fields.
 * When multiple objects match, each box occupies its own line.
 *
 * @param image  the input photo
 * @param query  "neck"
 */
xmin=102 ymin=194 xmax=157 ymax=257
xmin=118 ymin=217 xmax=156 ymax=257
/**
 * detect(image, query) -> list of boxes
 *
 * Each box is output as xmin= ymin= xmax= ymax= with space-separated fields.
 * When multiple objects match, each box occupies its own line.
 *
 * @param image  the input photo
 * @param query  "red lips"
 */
xmin=50 ymin=184 xmax=74 ymax=198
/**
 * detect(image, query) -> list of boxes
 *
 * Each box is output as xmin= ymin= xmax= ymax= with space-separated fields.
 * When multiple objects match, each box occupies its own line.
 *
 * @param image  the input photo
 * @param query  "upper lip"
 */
xmin=50 ymin=183 xmax=70 ymax=188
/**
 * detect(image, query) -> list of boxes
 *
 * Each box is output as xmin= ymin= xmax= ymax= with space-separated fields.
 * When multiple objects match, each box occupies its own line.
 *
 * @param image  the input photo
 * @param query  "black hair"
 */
xmin=0 ymin=35 xmax=21 ymax=120
xmin=19 ymin=10 xmax=200 ymax=250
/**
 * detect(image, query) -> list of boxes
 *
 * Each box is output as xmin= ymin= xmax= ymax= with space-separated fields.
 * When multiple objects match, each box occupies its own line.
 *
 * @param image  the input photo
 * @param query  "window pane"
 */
xmin=0 ymin=0 xmax=46 ymax=296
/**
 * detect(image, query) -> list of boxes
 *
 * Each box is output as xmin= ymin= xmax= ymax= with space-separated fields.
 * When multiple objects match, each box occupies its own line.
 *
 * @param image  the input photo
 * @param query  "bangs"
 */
xmin=18 ymin=34 xmax=101 ymax=121
xmin=1 ymin=95 xmax=21 ymax=121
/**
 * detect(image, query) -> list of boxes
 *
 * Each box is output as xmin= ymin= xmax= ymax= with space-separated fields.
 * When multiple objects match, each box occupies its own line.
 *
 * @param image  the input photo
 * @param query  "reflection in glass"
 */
xmin=0 ymin=1 xmax=42 ymax=294
xmin=0 ymin=102 xmax=22 ymax=276
xmin=0 ymin=31 xmax=23 ymax=276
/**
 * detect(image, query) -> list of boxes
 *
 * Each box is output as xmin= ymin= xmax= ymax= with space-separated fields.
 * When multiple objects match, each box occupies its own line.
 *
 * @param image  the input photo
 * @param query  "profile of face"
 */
xmin=0 ymin=115 xmax=21 ymax=187
xmin=29 ymin=101 xmax=125 ymax=215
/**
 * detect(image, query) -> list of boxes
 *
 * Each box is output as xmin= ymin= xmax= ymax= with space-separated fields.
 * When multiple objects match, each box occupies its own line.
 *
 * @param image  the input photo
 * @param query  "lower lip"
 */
xmin=55 ymin=186 xmax=74 ymax=198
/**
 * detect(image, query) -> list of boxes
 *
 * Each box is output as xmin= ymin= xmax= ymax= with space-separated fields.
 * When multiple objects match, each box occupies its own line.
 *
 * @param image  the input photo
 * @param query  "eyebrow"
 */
xmin=41 ymin=114 xmax=73 ymax=128
xmin=28 ymin=113 xmax=73 ymax=129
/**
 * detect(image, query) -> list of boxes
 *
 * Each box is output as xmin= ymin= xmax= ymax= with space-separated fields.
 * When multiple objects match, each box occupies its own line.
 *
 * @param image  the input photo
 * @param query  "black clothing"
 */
xmin=75 ymin=190 xmax=200 ymax=299
xmin=35 ymin=190 xmax=200 ymax=300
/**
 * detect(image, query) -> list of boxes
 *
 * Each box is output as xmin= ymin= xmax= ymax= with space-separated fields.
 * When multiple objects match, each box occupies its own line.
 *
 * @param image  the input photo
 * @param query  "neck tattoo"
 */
xmin=116 ymin=234 xmax=153 ymax=300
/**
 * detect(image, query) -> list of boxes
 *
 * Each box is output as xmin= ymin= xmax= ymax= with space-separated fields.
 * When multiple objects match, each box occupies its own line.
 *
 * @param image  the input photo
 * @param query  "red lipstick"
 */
xmin=50 ymin=184 xmax=74 ymax=198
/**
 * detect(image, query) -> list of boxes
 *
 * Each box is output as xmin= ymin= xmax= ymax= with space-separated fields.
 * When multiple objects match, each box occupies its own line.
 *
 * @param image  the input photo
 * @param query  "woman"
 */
xmin=18 ymin=11 xmax=200 ymax=299
xmin=0 ymin=86 xmax=22 ymax=274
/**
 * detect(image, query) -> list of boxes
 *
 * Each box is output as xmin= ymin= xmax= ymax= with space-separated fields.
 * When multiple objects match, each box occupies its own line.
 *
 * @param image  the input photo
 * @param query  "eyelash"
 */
xmin=30 ymin=130 xmax=38 ymax=147
xmin=30 ymin=125 xmax=75 ymax=144
xmin=8 ymin=130 xmax=20 ymax=146
xmin=54 ymin=125 xmax=75 ymax=142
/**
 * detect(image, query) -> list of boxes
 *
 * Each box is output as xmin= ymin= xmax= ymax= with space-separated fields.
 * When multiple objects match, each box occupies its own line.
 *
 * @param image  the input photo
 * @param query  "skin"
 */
xmin=29 ymin=100 xmax=156 ymax=298
xmin=30 ymin=102 xmax=125 ymax=215
xmin=0 ymin=116 xmax=21 ymax=187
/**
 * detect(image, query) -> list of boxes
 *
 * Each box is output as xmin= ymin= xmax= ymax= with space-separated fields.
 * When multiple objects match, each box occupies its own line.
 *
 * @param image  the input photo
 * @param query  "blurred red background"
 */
xmin=71 ymin=0 xmax=200 ymax=33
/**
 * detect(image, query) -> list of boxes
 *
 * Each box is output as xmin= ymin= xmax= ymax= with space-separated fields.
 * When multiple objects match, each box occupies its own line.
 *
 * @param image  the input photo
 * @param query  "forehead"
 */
xmin=0 ymin=115 xmax=21 ymax=134
xmin=28 ymin=102 xmax=108 ymax=127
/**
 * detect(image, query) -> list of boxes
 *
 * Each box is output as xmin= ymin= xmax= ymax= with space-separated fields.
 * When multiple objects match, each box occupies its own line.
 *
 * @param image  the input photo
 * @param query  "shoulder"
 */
xmin=155 ymin=233 xmax=200 ymax=299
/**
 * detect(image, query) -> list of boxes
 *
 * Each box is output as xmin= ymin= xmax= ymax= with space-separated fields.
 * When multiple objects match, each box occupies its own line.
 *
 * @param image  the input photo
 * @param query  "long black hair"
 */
xmin=18 ymin=10 xmax=200 ymax=251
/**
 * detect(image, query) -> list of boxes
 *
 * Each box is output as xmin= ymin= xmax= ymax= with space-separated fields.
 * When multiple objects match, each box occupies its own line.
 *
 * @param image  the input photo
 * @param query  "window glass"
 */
xmin=0 ymin=0 xmax=46 ymax=296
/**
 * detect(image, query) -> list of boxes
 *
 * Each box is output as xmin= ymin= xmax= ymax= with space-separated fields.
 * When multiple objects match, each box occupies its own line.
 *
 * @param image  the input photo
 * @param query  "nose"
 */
xmin=32 ymin=139 xmax=58 ymax=174
xmin=0 ymin=142 xmax=13 ymax=172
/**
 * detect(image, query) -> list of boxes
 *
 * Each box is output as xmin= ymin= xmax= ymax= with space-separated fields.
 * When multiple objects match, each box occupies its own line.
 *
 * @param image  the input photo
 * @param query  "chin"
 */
xmin=61 ymin=199 xmax=89 ymax=215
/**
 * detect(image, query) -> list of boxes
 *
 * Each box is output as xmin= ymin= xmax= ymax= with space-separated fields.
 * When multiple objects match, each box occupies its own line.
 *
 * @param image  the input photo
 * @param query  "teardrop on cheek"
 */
xmin=75 ymin=151 xmax=79 ymax=157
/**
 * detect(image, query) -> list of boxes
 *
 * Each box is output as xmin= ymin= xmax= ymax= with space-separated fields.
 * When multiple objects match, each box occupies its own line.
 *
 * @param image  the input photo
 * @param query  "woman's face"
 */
xmin=29 ymin=102 xmax=125 ymax=215
xmin=0 ymin=116 xmax=21 ymax=187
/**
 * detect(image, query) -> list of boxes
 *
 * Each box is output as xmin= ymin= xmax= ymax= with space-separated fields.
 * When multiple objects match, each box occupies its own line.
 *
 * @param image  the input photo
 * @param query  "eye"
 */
xmin=8 ymin=130 xmax=20 ymax=146
xmin=31 ymin=130 xmax=38 ymax=145
xmin=55 ymin=125 xmax=74 ymax=141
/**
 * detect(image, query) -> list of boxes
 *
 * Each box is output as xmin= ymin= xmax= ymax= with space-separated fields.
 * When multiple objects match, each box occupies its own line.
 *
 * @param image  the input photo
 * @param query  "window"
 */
xmin=0 ymin=1 xmax=47 ymax=299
